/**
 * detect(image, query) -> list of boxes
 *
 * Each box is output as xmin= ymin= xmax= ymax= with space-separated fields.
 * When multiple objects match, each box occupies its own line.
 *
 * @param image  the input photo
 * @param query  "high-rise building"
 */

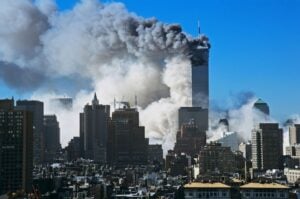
xmin=189 ymin=38 xmax=210 ymax=108
xmin=43 ymin=115 xmax=60 ymax=163
xmin=80 ymin=93 xmax=110 ymax=163
xmin=174 ymin=119 xmax=206 ymax=157
xmin=178 ymin=107 xmax=208 ymax=133
xmin=289 ymin=124 xmax=300 ymax=145
xmin=65 ymin=137 xmax=81 ymax=161
xmin=198 ymin=143 xmax=238 ymax=175
xmin=177 ymin=38 xmax=210 ymax=134
xmin=148 ymin=144 xmax=163 ymax=164
xmin=253 ymin=99 xmax=270 ymax=116
xmin=50 ymin=97 xmax=73 ymax=110
xmin=252 ymin=123 xmax=283 ymax=170
xmin=16 ymin=100 xmax=43 ymax=165
xmin=239 ymin=141 xmax=252 ymax=161
xmin=109 ymin=104 xmax=148 ymax=166
xmin=79 ymin=112 xmax=84 ymax=158
xmin=0 ymin=99 xmax=33 ymax=194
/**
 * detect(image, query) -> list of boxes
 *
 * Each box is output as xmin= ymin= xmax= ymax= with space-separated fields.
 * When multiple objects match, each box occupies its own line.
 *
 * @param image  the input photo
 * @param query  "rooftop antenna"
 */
xmin=134 ymin=95 xmax=138 ymax=108
xmin=197 ymin=20 xmax=201 ymax=36
xmin=113 ymin=97 xmax=116 ymax=110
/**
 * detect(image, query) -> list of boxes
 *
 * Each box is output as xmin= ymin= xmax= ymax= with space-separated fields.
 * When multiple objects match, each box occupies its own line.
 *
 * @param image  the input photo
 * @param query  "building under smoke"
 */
xmin=174 ymin=119 xmax=206 ymax=157
xmin=189 ymin=37 xmax=210 ymax=108
xmin=51 ymin=98 xmax=73 ymax=110
xmin=215 ymin=131 xmax=239 ymax=152
xmin=80 ymin=93 xmax=110 ymax=163
xmin=253 ymin=98 xmax=270 ymax=116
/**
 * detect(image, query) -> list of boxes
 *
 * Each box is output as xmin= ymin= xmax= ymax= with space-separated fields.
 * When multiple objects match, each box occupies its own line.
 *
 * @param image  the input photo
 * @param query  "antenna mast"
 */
xmin=135 ymin=95 xmax=138 ymax=108
xmin=197 ymin=20 xmax=201 ymax=36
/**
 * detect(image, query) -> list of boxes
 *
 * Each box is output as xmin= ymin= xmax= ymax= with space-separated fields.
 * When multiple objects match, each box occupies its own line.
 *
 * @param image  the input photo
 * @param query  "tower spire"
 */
xmin=92 ymin=92 xmax=99 ymax=106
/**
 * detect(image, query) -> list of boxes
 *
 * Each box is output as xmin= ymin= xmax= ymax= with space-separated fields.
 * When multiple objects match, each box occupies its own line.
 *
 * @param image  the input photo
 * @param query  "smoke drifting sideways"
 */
xmin=0 ymin=0 xmax=206 ymax=151
xmin=209 ymin=94 xmax=294 ymax=155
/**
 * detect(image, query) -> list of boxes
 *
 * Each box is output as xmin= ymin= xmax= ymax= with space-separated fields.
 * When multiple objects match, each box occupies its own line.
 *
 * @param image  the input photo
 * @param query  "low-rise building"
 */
xmin=284 ymin=168 xmax=300 ymax=184
xmin=184 ymin=182 xmax=231 ymax=199
xmin=240 ymin=183 xmax=289 ymax=199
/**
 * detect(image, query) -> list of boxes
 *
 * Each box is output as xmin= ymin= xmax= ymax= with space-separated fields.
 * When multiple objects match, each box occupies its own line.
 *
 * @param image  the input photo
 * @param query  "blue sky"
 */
xmin=1 ymin=0 xmax=300 ymax=120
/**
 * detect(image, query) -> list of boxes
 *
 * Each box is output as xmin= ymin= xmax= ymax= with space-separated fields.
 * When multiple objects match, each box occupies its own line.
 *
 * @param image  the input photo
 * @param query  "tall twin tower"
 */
xmin=174 ymin=36 xmax=210 ymax=157
xmin=177 ymin=36 xmax=210 ymax=139
xmin=190 ymin=37 xmax=210 ymax=108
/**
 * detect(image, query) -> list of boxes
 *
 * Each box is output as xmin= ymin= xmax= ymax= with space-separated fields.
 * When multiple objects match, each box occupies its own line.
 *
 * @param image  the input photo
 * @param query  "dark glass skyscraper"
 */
xmin=253 ymin=98 xmax=270 ymax=116
xmin=189 ymin=38 xmax=210 ymax=108
xmin=16 ymin=100 xmax=43 ymax=165
xmin=0 ymin=99 xmax=33 ymax=194
xmin=43 ymin=115 xmax=60 ymax=163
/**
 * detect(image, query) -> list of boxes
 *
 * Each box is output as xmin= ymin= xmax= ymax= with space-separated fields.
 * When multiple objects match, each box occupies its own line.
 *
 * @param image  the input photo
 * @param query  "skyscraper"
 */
xmin=178 ymin=107 xmax=208 ymax=133
xmin=253 ymin=99 xmax=270 ymax=116
xmin=252 ymin=123 xmax=283 ymax=170
xmin=0 ymin=99 xmax=33 ymax=194
xmin=109 ymin=103 xmax=148 ymax=166
xmin=289 ymin=124 xmax=300 ymax=145
xmin=80 ymin=93 xmax=110 ymax=163
xmin=189 ymin=37 xmax=210 ymax=108
xmin=16 ymin=100 xmax=43 ymax=165
xmin=43 ymin=115 xmax=61 ymax=163
xmin=177 ymin=37 xmax=210 ymax=134
xmin=174 ymin=119 xmax=206 ymax=157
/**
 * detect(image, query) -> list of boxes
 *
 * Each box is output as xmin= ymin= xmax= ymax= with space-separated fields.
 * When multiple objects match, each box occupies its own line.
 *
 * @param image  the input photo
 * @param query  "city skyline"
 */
xmin=0 ymin=0 xmax=300 ymax=121
xmin=1 ymin=1 xmax=300 ymax=197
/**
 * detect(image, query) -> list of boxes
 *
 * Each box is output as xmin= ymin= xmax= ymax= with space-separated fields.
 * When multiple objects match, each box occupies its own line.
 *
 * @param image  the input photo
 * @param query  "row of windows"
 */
xmin=242 ymin=191 xmax=286 ymax=198
xmin=186 ymin=191 xmax=228 ymax=198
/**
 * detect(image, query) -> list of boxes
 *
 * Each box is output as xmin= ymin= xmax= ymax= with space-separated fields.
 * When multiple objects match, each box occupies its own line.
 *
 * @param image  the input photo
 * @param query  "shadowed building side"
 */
xmin=0 ymin=99 xmax=33 ymax=194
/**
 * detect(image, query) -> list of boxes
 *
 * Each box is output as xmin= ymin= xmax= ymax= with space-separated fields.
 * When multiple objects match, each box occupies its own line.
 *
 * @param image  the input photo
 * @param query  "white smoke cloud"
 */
xmin=0 ymin=0 xmax=205 ymax=151
xmin=208 ymin=97 xmax=276 ymax=143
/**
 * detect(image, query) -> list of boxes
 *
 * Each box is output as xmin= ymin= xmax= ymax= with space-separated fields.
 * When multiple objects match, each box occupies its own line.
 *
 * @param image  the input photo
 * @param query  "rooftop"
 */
xmin=184 ymin=182 xmax=231 ymax=189
xmin=240 ymin=183 xmax=289 ymax=189
xmin=254 ymin=98 xmax=267 ymax=104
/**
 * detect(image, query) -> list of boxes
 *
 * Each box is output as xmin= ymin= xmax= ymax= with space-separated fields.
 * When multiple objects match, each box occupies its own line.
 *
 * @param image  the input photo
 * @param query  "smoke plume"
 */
xmin=1 ymin=0 xmax=210 ymax=151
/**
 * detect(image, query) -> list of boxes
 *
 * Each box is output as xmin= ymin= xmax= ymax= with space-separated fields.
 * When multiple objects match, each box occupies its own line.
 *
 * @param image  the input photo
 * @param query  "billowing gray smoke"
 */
xmin=0 ymin=61 xmax=45 ymax=91
xmin=0 ymin=0 xmax=209 ymax=152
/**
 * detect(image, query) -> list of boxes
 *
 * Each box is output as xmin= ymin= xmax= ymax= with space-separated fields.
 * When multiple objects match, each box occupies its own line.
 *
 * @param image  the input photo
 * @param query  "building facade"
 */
xmin=66 ymin=137 xmax=81 ymax=161
xmin=174 ymin=119 xmax=206 ymax=157
xmin=252 ymin=123 xmax=283 ymax=171
xmin=184 ymin=182 xmax=231 ymax=199
xmin=189 ymin=37 xmax=210 ymax=108
xmin=178 ymin=107 xmax=208 ymax=133
xmin=239 ymin=142 xmax=252 ymax=161
xmin=253 ymin=99 xmax=270 ymax=116
xmin=289 ymin=124 xmax=300 ymax=145
xmin=198 ymin=143 xmax=237 ymax=175
xmin=109 ymin=105 xmax=148 ymax=166
xmin=0 ymin=99 xmax=33 ymax=194
xmin=43 ymin=115 xmax=60 ymax=163
xmin=215 ymin=132 xmax=239 ymax=152
xmin=148 ymin=144 xmax=163 ymax=164
xmin=240 ymin=183 xmax=289 ymax=199
xmin=16 ymin=100 xmax=43 ymax=165
xmin=80 ymin=93 xmax=110 ymax=163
